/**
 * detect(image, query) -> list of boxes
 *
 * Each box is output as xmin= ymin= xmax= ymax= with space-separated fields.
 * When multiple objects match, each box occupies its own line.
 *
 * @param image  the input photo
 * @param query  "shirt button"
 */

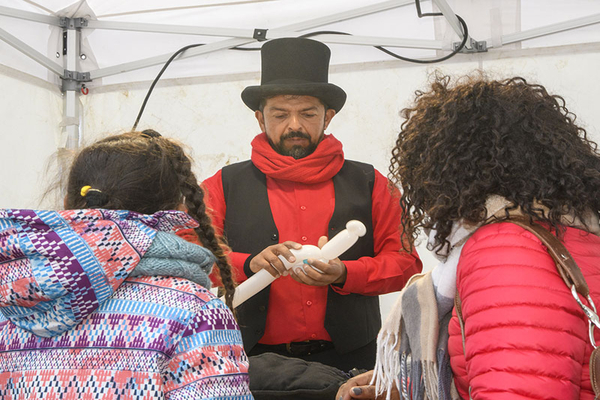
xmin=311 ymin=334 xmax=317 ymax=339
xmin=300 ymin=205 xmax=306 ymax=211
xmin=301 ymin=236 xmax=308 ymax=242
xmin=306 ymin=301 xmax=312 ymax=306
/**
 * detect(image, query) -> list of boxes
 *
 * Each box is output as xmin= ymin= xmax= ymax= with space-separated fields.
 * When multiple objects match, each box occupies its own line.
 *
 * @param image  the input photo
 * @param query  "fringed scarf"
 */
xmin=372 ymin=196 xmax=525 ymax=400
xmin=371 ymin=218 xmax=487 ymax=400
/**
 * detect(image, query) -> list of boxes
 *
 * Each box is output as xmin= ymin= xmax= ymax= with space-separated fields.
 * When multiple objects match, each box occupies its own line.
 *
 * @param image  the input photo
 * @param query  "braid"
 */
xmin=170 ymin=146 xmax=237 ymax=311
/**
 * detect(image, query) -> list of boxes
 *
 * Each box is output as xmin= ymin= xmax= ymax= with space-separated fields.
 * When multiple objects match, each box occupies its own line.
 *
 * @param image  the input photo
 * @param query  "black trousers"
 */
xmin=247 ymin=338 xmax=377 ymax=372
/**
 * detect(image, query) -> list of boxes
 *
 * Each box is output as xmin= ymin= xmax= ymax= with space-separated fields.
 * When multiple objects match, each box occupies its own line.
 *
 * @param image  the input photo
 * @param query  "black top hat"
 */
xmin=241 ymin=37 xmax=347 ymax=112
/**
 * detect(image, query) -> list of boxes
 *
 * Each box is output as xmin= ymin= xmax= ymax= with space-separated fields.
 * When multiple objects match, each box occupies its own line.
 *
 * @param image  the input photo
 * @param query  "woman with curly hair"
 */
xmin=0 ymin=131 xmax=252 ymax=399
xmin=337 ymin=76 xmax=600 ymax=399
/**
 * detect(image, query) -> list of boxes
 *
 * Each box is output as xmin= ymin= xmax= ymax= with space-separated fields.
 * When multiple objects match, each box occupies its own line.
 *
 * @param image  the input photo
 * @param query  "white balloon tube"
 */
xmin=229 ymin=269 xmax=275 ymax=308
xmin=278 ymin=245 xmax=322 ymax=270
xmin=320 ymin=220 xmax=367 ymax=260
xmin=223 ymin=220 xmax=367 ymax=308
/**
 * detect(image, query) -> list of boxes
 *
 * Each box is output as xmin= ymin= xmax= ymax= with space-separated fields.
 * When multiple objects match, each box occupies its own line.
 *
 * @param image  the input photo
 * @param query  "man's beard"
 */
xmin=271 ymin=131 xmax=321 ymax=159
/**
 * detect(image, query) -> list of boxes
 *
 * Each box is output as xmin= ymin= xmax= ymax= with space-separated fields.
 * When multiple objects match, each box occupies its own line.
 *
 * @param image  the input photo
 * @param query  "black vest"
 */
xmin=221 ymin=160 xmax=381 ymax=354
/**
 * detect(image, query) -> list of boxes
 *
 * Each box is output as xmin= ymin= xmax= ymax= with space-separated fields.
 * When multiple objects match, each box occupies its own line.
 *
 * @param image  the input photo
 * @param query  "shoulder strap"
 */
xmin=507 ymin=216 xmax=589 ymax=297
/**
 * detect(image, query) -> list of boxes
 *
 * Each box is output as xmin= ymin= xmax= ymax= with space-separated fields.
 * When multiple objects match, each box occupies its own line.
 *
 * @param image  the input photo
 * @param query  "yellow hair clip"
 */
xmin=80 ymin=185 xmax=92 ymax=197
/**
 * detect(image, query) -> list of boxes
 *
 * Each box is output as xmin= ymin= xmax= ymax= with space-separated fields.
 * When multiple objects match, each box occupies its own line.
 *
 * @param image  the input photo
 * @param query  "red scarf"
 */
xmin=251 ymin=133 xmax=345 ymax=184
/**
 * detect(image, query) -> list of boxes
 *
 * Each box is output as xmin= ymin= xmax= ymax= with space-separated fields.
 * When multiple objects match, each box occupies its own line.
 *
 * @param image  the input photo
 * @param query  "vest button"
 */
xmin=271 ymin=233 xmax=278 ymax=241
xmin=259 ymin=305 xmax=266 ymax=312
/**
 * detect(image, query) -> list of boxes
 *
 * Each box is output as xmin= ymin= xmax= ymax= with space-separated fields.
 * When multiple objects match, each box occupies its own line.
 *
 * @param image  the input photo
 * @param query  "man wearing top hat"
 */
xmin=203 ymin=37 xmax=421 ymax=371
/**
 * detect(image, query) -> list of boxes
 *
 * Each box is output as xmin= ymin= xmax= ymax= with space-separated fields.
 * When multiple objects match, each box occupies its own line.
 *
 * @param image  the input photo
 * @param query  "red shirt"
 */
xmin=202 ymin=167 xmax=421 ymax=344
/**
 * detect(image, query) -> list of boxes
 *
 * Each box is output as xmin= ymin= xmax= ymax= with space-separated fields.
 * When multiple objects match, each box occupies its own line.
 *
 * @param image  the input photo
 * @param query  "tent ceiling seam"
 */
xmin=97 ymin=0 xmax=278 ymax=19
xmin=89 ymin=0 xmax=415 ymax=80
xmin=20 ymin=0 xmax=57 ymax=16
xmin=0 ymin=62 xmax=61 ymax=92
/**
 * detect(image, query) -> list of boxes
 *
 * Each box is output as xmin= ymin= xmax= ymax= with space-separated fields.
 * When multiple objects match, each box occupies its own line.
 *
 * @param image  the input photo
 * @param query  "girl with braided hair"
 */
xmin=65 ymin=130 xmax=238 ymax=309
xmin=0 ymin=131 xmax=252 ymax=399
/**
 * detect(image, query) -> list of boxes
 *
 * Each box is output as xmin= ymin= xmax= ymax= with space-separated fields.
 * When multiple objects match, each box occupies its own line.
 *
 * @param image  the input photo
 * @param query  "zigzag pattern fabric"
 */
xmin=0 ymin=209 xmax=252 ymax=399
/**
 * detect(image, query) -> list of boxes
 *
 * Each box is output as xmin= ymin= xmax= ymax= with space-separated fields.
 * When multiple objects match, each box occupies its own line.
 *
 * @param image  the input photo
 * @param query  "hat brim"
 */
xmin=241 ymin=82 xmax=347 ymax=112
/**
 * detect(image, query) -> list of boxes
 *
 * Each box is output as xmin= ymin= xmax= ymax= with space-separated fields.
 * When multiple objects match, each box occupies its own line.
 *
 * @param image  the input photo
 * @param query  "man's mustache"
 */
xmin=281 ymin=131 xmax=311 ymax=141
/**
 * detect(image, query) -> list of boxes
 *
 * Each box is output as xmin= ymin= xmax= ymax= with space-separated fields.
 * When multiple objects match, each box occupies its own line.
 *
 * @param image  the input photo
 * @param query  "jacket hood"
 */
xmin=0 ymin=208 xmax=198 ymax=337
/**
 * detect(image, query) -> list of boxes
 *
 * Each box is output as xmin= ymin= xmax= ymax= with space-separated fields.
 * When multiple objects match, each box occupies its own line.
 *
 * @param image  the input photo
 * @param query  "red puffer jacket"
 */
xmin=448 ymin=222 xmax=600 ymax=399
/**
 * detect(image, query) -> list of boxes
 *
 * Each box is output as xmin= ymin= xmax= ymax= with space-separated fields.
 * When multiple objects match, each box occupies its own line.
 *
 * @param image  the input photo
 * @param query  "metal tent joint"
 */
xmin=253 ymin=28 xmax=268 ymax=41
xmin=61 ymin=69 xmax=91 ymax=92
xmin=453 ymin=38 xmax=487 ymax=53
xmin=59 ymin=17 xmax=88 ymax=30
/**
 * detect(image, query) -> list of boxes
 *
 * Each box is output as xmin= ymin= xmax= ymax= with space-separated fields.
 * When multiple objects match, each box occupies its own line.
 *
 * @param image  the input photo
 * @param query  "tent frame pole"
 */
xmin=85 ymin=0 xmax=414 ymax=37
xmin=2 ymin=2 xmax=600 ymax=80
xmin=89 ymin=34 xmax=444 ymax=80
xmin=0 ymin=0 xmax=464 ymax=81
xmin=89 ymin=0 xmax=429 ymax=80
xmin=0 ymin=26 xmax=63 ymax=76
xmin=431 ymin=0 xmax=465 ymax=38
xmin=0 ymin=5 xmax=60 ymax=26
xmin=499 ymin=12 xmax=600 ymax=47
xmin=63 ymin=25 xmax=81 ymax=149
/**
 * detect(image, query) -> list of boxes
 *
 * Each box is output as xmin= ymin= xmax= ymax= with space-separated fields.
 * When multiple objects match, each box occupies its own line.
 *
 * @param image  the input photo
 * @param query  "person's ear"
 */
xmin=255 ymin=110 xmax=266 ymax=132
xmin=324 ymin=109 xmax=336 ymax=130
xmin=176 ymin=203 xmax=188 ymax=212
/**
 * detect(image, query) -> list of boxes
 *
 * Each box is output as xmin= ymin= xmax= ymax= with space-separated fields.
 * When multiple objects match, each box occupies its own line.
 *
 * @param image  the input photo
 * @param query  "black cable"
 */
xmin=132 ymin=32 xmax=353 ymax=129
xmin=132 ymin=1 xmax=470 ymax=129
xmin=231 ymin=2 xmax=470 ymax=64
xmin=375 ymin=14 xmax=468 ymax=64
xmin=132 ymin=43 xmax=204 ymax=131
xmin=415 ymin=0 xmax=442 ymax=18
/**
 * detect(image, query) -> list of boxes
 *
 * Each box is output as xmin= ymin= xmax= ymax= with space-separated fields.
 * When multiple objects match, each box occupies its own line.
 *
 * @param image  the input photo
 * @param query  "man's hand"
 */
xmin=289 ymin=236 xmax=347 ymax=287
xmin=249 ymin=241 xmax=302 ymax=278
xmin=336 ymin=370 xmax=399 ymax=400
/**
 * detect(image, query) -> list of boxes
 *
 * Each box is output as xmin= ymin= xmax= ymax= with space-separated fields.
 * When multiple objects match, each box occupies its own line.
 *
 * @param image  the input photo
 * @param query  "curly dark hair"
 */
xmin=65 ymin=132 xmax=237 ymax=311
xmin=389 ymin=74 xmax=600 ymax=253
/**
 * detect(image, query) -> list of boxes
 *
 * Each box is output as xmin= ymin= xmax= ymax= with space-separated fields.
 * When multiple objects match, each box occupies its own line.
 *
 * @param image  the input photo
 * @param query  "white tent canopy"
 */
xmin=2 ymin=0 xmax=600 ymax=315
xmin=3 ymin=0 xmax=600 ymax=150
xmin=3 ymin=0 xmax=600 ymax=82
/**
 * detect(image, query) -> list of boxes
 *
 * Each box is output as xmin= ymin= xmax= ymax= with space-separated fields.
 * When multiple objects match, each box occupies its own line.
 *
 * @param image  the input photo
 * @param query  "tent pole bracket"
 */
xmin=453 ymin=39 xmax=487 ymax=53
xmin=61 ymin=70 xmax=91 ymax=92
xmin=59 ymin=17 xmax=88 ymax=30
xmin=253 ymin=29 xmax=268 ymax=42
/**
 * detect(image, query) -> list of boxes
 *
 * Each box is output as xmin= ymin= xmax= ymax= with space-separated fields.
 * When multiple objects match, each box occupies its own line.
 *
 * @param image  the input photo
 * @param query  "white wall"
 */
xmin=0 ymin=65 xmax=62 ymax=210
xmin=2 ymin=43 xmax=600 ymax=320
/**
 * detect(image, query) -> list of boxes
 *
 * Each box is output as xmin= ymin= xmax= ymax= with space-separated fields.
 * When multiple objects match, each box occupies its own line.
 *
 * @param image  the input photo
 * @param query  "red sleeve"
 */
xmin=334 ymin=170 xmax=421 ymax=295
xmin=456 ymin=223 xmax=589 ymax=399
xmin=203 ymin=170 xmax=251 ymax=285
